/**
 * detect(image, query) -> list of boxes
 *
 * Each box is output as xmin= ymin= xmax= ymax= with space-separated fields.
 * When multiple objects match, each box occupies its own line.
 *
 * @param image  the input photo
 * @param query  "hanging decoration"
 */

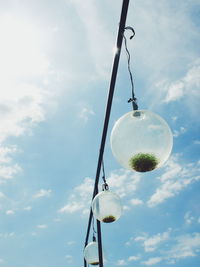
xmin=84 ymin=239 xmax=99 ymax=266
xmin=92 ymin=186 xmax=122 ymax=223
xmin=92 ymin=182 xmax=122 ymax=223
xmin=92 ymin=161 xmax=122 ymax=223
xmin=110 ymin=27 xmax=173 ymax=172
xmin=84 ymin=218 xmax=100 ymax=265
xmin=110 ymin=110 xmax=173 ymax=172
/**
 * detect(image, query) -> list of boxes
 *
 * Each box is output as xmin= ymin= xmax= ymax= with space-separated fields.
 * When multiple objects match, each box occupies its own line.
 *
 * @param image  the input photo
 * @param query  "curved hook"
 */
xmin=124 ymin=26 xmax=135 ymax=39
xmin=102 ymin=182 xmax=109 ymax=191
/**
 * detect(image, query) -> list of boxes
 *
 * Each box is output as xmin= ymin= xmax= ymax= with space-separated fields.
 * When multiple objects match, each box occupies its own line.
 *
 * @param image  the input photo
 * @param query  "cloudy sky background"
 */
xmin=0 ymin=0 xmax=200 ymax=266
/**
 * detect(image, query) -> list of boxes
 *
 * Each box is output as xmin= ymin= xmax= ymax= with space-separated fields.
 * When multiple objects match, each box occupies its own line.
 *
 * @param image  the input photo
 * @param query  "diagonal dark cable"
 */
xmin=123 ymin=27 xmax=138 ymax=110
xmin=101 ymin=159 xmax=107 ymax=184
xmin=92 ymin=215 xmax=97 ymax=238
xmin=101 ymin=159 xmax=109 ymax=191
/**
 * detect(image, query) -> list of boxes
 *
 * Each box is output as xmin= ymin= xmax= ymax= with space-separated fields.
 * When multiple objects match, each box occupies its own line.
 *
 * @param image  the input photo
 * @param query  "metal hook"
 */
xmin=102 ymin=183 xmax=109 ymax=191
xmin=124 ymin=26 xmax=135 ymax=39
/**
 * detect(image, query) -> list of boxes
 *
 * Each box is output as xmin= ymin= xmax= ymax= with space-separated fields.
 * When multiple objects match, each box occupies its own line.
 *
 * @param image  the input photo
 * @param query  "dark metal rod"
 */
xmin=84 ymin=1 xmax=130 ymax=266
xmin=84 ymin=209 xmax=93 ymax=267
xmin=96 ymin=220 xmax=103 ymax=266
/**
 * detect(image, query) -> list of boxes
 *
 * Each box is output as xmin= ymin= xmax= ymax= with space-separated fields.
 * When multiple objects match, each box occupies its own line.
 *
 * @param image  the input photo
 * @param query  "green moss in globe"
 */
xmin=102 ymin=215 xmax=116 ymax=223
xmin=129 ymin=153 xmax=158 ymax=172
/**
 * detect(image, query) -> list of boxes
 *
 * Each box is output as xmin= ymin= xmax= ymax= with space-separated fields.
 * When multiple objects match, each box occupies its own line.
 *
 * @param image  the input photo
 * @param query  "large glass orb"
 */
xmin=92 ymin=191 xmax=122 ymax=223
xmin=110 ymin=110 xmax=173 ymax=172
xmin=84 ymin=241 xmax=99 ymax=265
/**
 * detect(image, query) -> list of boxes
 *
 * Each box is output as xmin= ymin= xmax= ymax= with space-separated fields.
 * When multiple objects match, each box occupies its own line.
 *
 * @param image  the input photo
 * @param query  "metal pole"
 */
xmin=84 ymin=0 xmax=130 ymax=266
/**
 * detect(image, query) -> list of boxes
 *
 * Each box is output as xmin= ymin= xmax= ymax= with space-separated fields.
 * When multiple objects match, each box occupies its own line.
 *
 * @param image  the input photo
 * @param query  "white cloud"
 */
xmin=115 ymin=254 xmax=140 ymax=265
xmin=24 ymin=206 xmax=32 ymax=211
xmin=0 ymin=146 xmax=22 ymax=182
xmin=144 ymin=232 xmax=170 ymax=252
xmin=165 ymin=81 xmax=185 ymax=103
xmin=0 ymin=17 xmax=50 ymax=142
xmin=54 ymin=218 xmax=61 ymax=222
xmin=33 ymin=189 xmax=52 ymax=199
xmin=0 ymin=146 xmax=18 ymax=164
xmin=0 ymin=192 xmax=6 ymax=198
xmin=130 ymin=198 xmax=143 ymax=206
xmin=159 ymin=157 xmax=182 ymax=182
xmin=165 ymin=233 xmax=200 ymax=260
xmin=107 ymin=169 xmax=141 ymax=198
xmin=194 ymin=140 xmax=200 ymax=145
xmin=0 ymin=15 xmax=49 ymax=80
xmin=0 ymin=164 xmax=21 ymax=182
xmin=59 ymin=202 xmax=84 ymax=214
xmin=129 ymin=0 xmax=200 ymax=86
xmin=184 ymin=211 xmax=195 ymax=225
xmin=171 ymin=116 xmax=178 ymax=122
xmin=135 ymin=230 xmax=170 ymax=252
xmin=164 ymin=63 xmax=200 ymax=103
xmin=122 ymin=205 xmax=130 ymax=211
xmin=67 ymin=241 xmax=76 ymax=246
xmin=0 ymin=14 xmax=55 ymax=183
xmin=0 ymin=83 xmax=49 ymax=141
xmin=58 ymin=177 xmax=93 ymax=214
xmin=161 ymin=60 xmax=200 ymax=118
xmin=5 ymin=210 xmax=15 ymax=215
xmin=31 ymin=232 xmax=37 ymax=236
xmin=37 ymin=224 xmax=47 ymax=229
xmin=128 ymin=255 xmax=140 ymax=261
xmin=79 ymin=107 xmax=95 ymax=123
xmin=142 ymin=257 xmax=162 ymax=265
xmin=0 ymin=232 xmax=15 ymax=238
xmin=116 ymin=259 xmax=127 ymax=266
xmin=65 ymin=254 xmax=73 ymax=263
xmin=147 ymin=155 xmax=200 ymax=207
xmin=133 ymin=229 xmax=200 ymax=264
xmin=173 ymin=127 xmax=187 ymax=138
xmin=135 ymin=236 xmax=147 ymax=242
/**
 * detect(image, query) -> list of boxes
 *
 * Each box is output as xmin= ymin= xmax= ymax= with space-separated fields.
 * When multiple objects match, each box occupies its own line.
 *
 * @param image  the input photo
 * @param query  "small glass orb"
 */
xmin=110 ymin=110 xmax=173 ymax=172
xmin=84 ymin=241 xmax=99 ymax=265
xmin=92 ymin=191 xmax=122 ymax=223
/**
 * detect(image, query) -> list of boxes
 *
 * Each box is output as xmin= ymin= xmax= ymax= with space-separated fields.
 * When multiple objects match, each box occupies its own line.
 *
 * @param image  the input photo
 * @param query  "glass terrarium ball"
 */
xmin=110 ymin=110 xmax=173 ymax=172
xmin=92 ymin=191 xmax=122 ymax=223
xmin=84 ymin=241 xmax=99 ymax=265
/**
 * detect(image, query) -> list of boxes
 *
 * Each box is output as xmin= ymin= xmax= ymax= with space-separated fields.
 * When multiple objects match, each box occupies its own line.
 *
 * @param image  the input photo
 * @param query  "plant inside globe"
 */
xmin=102 ymin=215 xmax=116 ymax=223
xmin=129 ymin=153 xmax=158 ymax=172
xmin=90 ymin=262 xmax=99 ymax=265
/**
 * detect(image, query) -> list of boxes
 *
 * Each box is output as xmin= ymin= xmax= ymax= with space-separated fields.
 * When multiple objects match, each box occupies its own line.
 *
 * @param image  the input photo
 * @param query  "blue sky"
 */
xmin=0 ymin=0 xmax=200 ymax=266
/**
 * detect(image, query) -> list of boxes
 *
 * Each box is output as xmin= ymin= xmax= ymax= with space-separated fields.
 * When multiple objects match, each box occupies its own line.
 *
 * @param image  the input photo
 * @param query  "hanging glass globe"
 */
xmin=92 ymin=190 xmax=122 ymax=223
xmin=84 ymin=241 xmax=99 ymax=265
xmin=110 ymin=110 xmax=173 ymax=172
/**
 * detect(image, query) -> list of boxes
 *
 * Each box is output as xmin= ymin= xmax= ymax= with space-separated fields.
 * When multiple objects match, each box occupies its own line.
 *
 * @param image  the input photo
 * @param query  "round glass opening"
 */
xmin=110 ymin=110 xmax=173 ymax=172
xmin=84 ymin=241 xmax=99 ymax=265
xmin=92 ymin=191 xmax=122 ymax=223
